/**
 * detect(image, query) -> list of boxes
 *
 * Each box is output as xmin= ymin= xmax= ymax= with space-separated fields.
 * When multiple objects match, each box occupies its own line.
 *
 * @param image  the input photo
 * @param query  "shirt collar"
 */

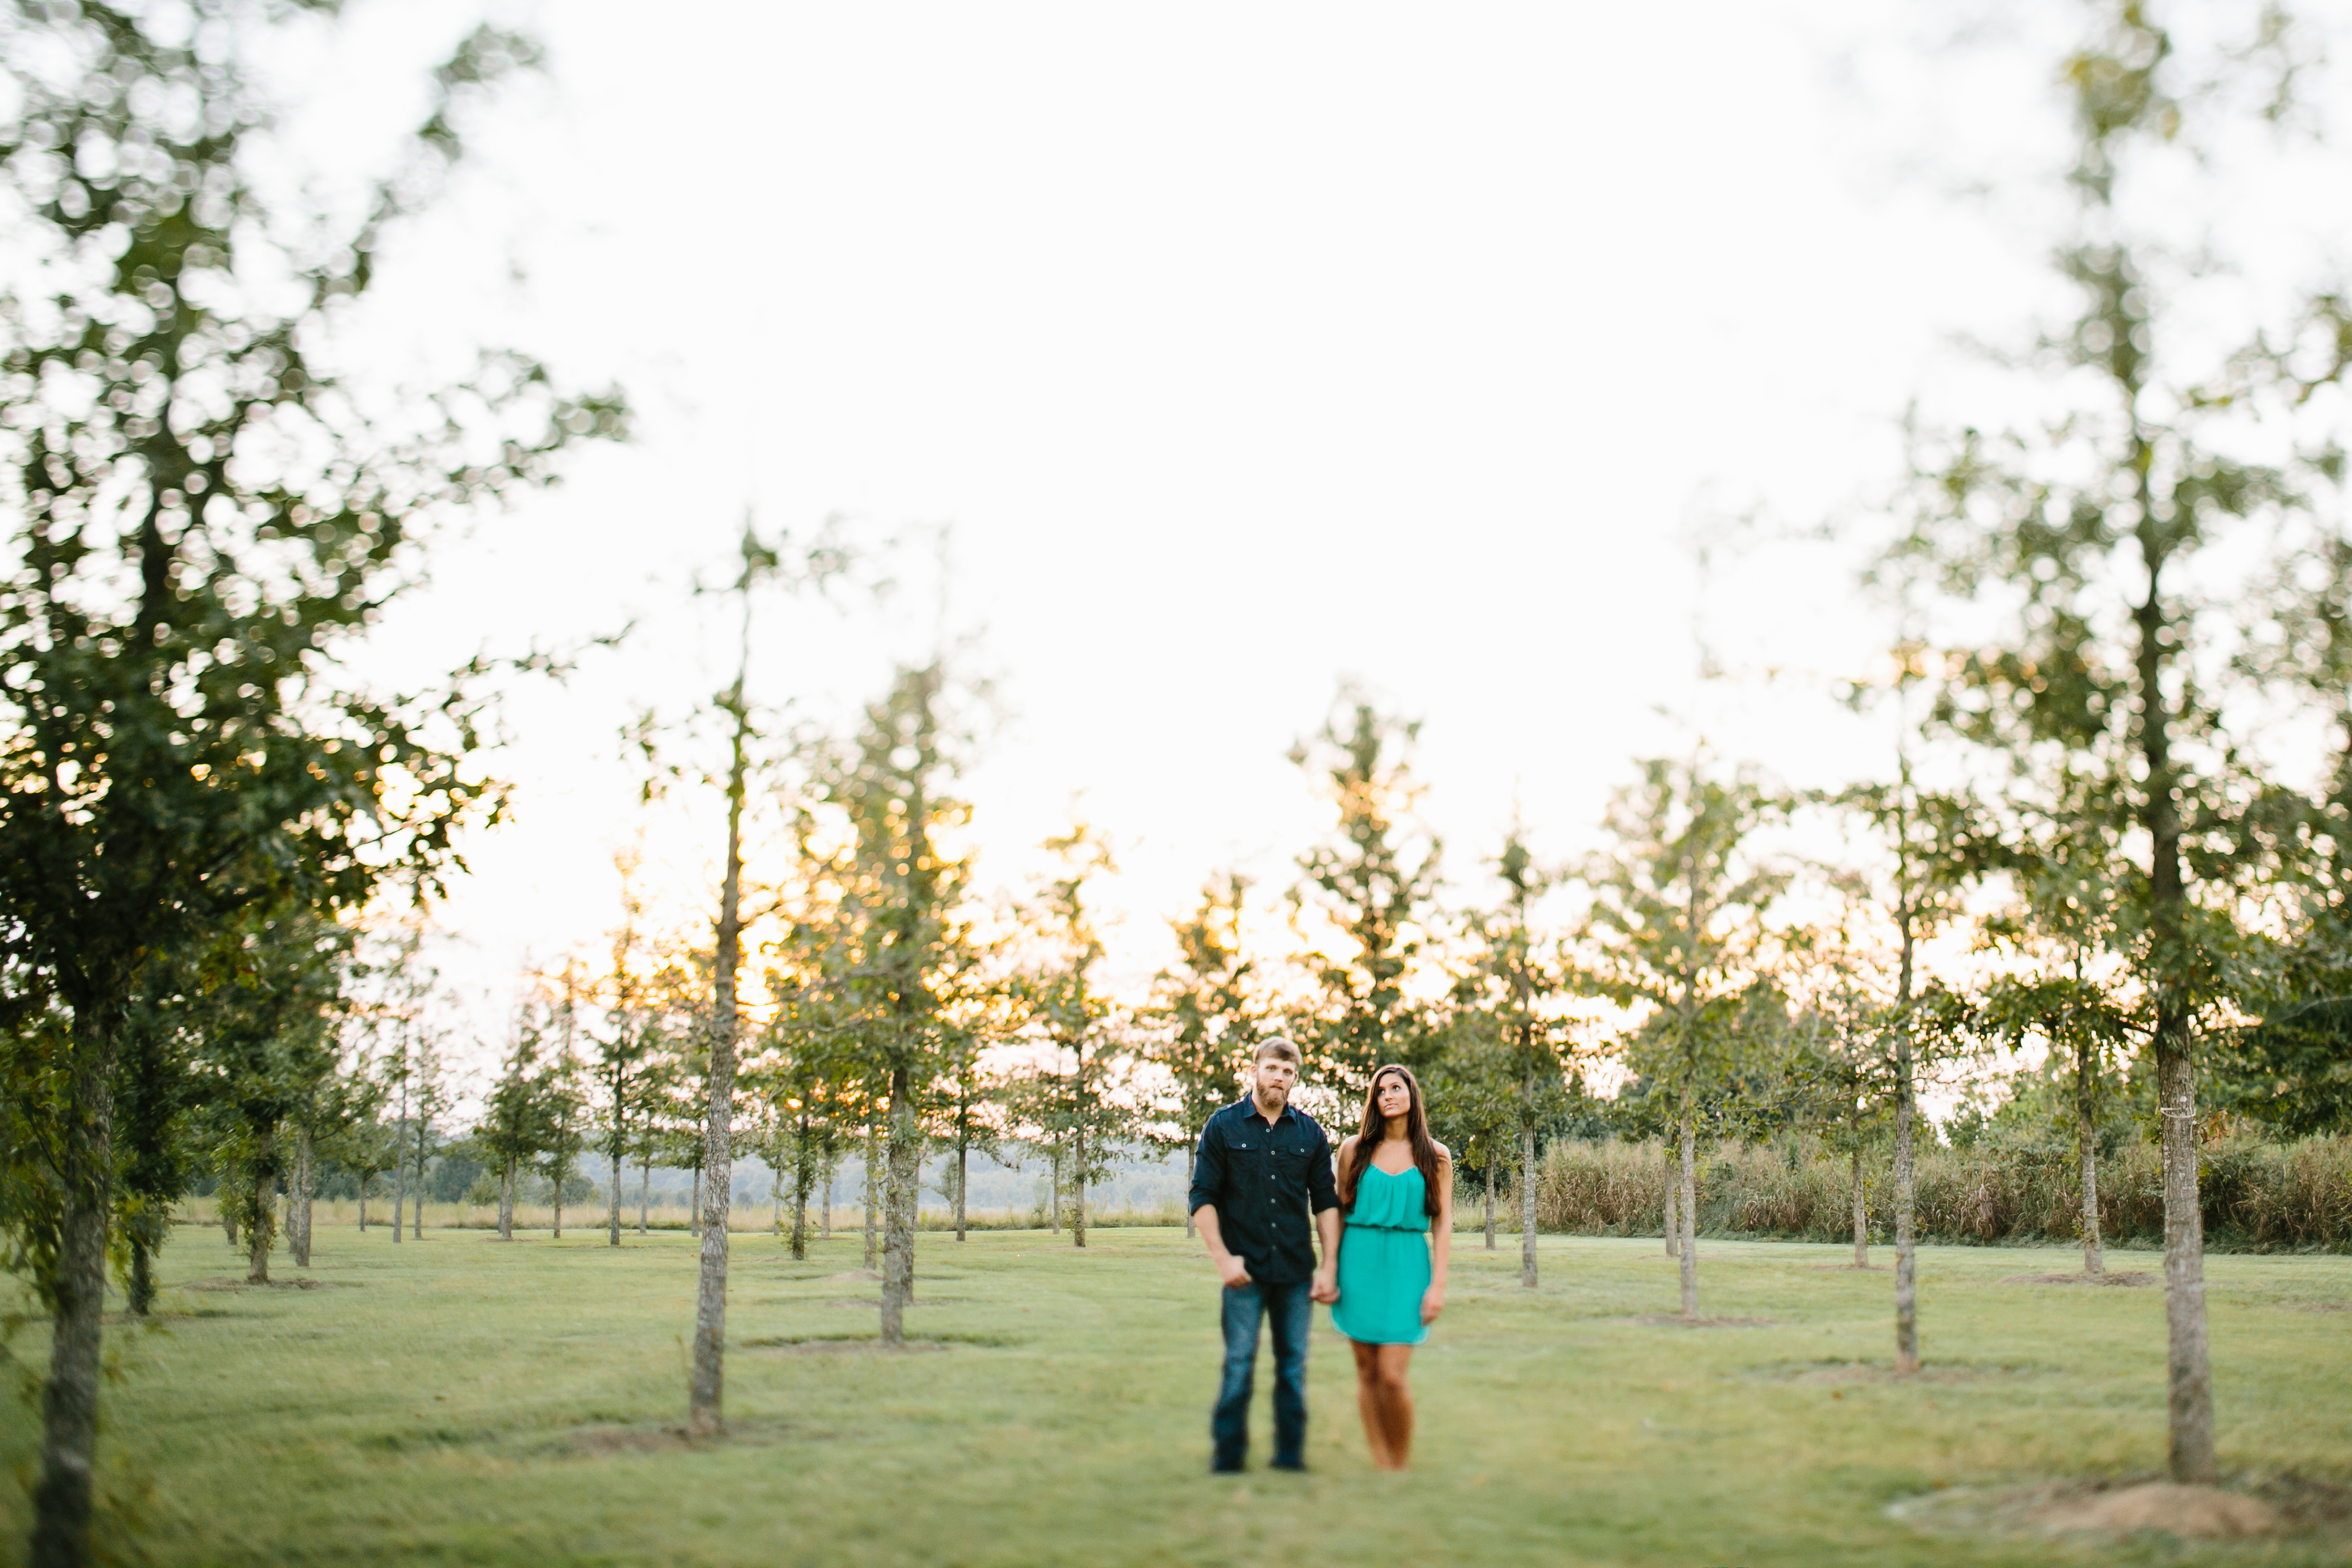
xmin=1234 ymin=1093 xmax=1295 ymax=1127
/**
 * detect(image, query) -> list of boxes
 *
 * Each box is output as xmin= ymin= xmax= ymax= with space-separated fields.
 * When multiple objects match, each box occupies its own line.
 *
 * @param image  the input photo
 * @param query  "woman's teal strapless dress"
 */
xmin=1332 ymin=1164 xmax=1431 ymax=1346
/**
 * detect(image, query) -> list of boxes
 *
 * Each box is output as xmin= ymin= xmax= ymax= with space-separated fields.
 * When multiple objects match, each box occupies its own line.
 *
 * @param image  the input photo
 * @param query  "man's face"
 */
xmin=1253 ymin=1056 xmax=1298 ymax=1107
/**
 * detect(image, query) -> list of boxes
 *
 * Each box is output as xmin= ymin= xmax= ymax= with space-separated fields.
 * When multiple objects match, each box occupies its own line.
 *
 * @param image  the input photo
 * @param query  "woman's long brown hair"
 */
xmin=1340 ymin=1064 xmax=1443 ymax=1219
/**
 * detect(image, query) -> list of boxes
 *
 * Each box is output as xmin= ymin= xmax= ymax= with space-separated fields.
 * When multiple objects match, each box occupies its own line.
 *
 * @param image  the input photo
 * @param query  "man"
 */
xmin=1188 ymin=1037 xmax=1341 ymax=1474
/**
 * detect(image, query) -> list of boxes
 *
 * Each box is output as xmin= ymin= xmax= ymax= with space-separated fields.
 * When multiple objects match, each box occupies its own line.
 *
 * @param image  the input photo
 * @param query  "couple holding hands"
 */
xmin=1188 ymin=1039 xmax=1452 ymax=1474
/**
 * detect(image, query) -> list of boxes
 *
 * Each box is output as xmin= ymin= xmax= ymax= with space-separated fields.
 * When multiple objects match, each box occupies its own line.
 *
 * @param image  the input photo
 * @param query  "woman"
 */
xmin=1331 ymin=1063 xmax=1452 ymax=1471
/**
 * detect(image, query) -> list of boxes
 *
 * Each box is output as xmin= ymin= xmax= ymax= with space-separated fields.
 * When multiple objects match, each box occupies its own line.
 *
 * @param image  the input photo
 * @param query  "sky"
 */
xmin=231 ymin=1 xmax=2352 ymax=1077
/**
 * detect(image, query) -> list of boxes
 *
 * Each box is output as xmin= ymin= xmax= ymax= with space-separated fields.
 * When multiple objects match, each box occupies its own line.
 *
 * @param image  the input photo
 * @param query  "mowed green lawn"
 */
xmin=2 ymin=1223 xmax=2348 ymax=1567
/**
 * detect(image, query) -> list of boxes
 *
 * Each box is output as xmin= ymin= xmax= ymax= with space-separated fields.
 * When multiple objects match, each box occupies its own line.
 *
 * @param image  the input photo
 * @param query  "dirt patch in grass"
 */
xmin=564 ymin=1417 xmax=794 ymax=1455
xmin=1766 ymin=1360 xmax=2043 ymax=1386
xmin=1892 ymin=1475 xmax=2352 ymax=1542
xmin=184 ymin=1276 xmax=354 ymax=1292
xmin=826 ymin=1269 xmax=881 ymax=1283
xmin=1800 ymin=1263 xmax=1886 ymax=1272
xmin=1998 ymin=1270 xmax=2157 ymax=1287
xmin=1624 ymin=1315 xmax=1776 ymax=1329
xmin=742 ymin=1336 xmax=953 ymax=1355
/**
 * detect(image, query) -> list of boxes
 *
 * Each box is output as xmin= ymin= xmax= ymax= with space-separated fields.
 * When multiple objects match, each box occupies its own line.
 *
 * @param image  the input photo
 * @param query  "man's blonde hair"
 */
xmin=1253 ymin=1036 xmax=1302 ymax=1067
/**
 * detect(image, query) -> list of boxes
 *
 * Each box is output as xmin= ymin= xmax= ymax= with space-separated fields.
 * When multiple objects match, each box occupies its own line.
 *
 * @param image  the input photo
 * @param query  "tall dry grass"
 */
xmin=1532 ymin=1134 xmax=2352 ymax=1252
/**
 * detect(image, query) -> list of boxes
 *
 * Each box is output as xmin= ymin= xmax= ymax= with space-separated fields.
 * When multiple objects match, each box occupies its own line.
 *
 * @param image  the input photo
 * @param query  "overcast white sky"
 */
xmin=248 ymin=1 xmax=2352 ymax=1070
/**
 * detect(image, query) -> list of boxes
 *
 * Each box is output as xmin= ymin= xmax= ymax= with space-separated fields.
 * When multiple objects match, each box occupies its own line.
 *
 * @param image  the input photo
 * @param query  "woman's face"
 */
xmin=1375 ymin=1073 xmax=1412 ymax=1123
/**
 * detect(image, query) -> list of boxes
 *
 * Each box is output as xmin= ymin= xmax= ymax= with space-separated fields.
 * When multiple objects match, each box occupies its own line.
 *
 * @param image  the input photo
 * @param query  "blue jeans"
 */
xmin=1212 ymin=1278 xmax=1312 ymax=1469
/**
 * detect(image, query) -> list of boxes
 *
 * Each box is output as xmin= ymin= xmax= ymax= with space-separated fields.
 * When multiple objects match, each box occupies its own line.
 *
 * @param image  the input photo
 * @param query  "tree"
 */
xmin=593 ymin=852 xmax=663 ymax=1247
xmin=808 ymin=662 xmax=984 ymax=1345
xmin=197 ymin=906 xmax=347 ymax=1284
xmin=479 ymin=1001 xmax=561 ymax=1243
xmin=0 ymin=6 xmax=619 ymax=1556
xmin=634 ymin=518 xmax=849 ymax=1433
xmin=1288 ymin=690 xmax=1444 ymax=1094
xmin=1578 ymin=755 xmax=1787 ymax=1321
xmin=1891 ymin=2 xmax=2343 ymax=1477
xmin=1016 ymin=824 xmax=1134 ymax=1250
xmin=1145 ymin=873 xmax=1260 ymax=1239
xmin=1445 ymin=820 xmax=1579 ymax=1288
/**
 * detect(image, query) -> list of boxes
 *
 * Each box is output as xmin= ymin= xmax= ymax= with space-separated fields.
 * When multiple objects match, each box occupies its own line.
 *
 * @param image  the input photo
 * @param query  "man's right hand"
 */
xmin=1215 ymin=1253 xmax=1253 ymax=1289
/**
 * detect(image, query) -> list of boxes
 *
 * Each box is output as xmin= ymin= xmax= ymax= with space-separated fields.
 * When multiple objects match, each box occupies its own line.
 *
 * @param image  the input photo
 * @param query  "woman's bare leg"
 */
xmin=1350 ymin=1341 xmax=1396 ymax=1468
xmin=1375 ymin=1345 xmax=1415 ymax=1468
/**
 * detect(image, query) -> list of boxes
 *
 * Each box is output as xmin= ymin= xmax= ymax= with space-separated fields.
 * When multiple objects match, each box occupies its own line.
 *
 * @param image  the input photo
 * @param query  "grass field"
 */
xmin=2 ymin=1223 xmax=2348 ymax=1566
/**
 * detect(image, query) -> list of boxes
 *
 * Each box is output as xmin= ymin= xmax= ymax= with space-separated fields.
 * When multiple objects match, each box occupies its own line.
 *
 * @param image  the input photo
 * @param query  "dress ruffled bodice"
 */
xmin=1345 ymin=1163 xmax=1428 ymax=1231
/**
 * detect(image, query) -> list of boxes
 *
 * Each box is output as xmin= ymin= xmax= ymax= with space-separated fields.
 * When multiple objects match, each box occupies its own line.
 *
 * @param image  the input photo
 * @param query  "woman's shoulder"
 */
xmin=1431 ymin=1139 xmax=1451 ymax=1164
xmin=1336 ymin=1132 xmax=1360 ymax=1157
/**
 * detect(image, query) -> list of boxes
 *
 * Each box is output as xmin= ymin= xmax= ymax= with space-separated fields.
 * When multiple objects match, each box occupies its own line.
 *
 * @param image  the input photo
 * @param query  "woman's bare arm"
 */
xmin=1424 ymin=1145 xmax=1453 ymax=1323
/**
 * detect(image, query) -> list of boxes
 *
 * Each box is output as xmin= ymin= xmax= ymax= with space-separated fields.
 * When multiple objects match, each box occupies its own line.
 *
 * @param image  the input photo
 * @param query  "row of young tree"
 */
xmin=4 ymin=2 xmax=2347 ymax=1563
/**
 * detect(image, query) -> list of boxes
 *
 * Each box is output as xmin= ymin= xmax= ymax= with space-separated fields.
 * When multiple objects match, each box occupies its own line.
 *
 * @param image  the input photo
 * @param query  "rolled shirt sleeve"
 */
xmin=1187 ymin=1118 xmax=1227 ymax=1217
xmin=1306 ymin=1123 xmax=1340 ymax=1215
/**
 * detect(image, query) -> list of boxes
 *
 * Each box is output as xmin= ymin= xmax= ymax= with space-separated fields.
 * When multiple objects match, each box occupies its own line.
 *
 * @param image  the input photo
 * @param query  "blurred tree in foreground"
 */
xmin=0 ymin=5 xmax=621 ymax=1557
xmin=1894 ymin=0 xmax=2342 ymax=1480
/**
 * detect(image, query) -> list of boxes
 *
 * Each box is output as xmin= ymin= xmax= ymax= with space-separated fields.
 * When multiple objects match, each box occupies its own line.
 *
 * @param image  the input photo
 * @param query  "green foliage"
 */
xmin=1577 ymin=754 xmax=1790 ymax=1133
xmin=1286 ymin=688 xmax=1443 ymax=1092
xmin=1145 ymin=872 xmax=1259 ymax=1143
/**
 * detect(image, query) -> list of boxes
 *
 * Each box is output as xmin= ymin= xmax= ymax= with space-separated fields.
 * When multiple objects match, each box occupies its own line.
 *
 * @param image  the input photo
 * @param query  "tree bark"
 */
xmin=245 ymin=1137 xmax=276 ymax=1286
xmin=30 ymin=1022 xmax=116 ymax=1568
xmin=608 ymin=1134 xmax=625 ymax=1248
xmin=821 ymin=1155 xmax=833 ymax=1239
xmin=1483 ymin=1164 xmax=1497 ymax=1250
xmin=1662 ymin=1142 xmax=1678 ymax=1257
xmin=1073 ymin=1096 xmax=1089 ymax=1250
xmin=1850 ymin=1145 xmax=1868 ymax=1269
xmin=1676 ymin=1112 xmax=1698 ymax=1319
xmin=2078 ymin=1049 xmax=2104 ymax=1278
xmin=1519 ymin=1123 xmax=1539 ymax=1288
xmin=498 ymin=1161 xmax=516 ymax=1242
xmin=1893 ymin=925 xmax=1919 ymax=1374
xmin=862 ymin=1124 xmax=879 ymax=1269
xmin=687 ymin=677 xmax=750 ymax=1439
xmin=410 ymin=1120 xmax=427 ymax=1240
xmin=293 ymin=1125 xmax=315 ymax=1269
xmin=2160 ymin=1037 xmax=2214 ymax=1479
xmin=954 ymin=1133 xmax=968 ymax=1243
xmin=637 ymin=1157 xmax=649 ymax=1235
xmin=880 ymin=1067 xmax=919 ymax=1345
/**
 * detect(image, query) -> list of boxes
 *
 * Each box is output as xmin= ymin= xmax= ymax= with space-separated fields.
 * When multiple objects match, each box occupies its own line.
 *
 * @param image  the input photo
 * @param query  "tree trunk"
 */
xmin=1073 ymin=1112 xmax=1088 ymax=1250
xmin=2079 ymin=1053 xmax=2104 ymax=1278
xmin=1676 ymin=1114 xmax=1698 ymax=1319
xmin=358 ymin=1174 xmax=368 ymax=1234
xmin=1049 ymin=1143 xmax=1063 ymax=1234
xmin=221 ymin=1177 xmax=239 ymax=1249
xmin=637 ymin=1157 xmax=649 ymax=1235
xmin=791 ymin=1130 xmax=811 ymax=1261
xmin=1850 ymin=1146 xmax=1868 ymax=1269
xmin=30 ymin=1021 xmax=115 ymax=1568
xmin=955 ymin=1133 xmax=968 ymax=1243
xmin=1483 ymin=1164 xmax=1497 ymax=1250
xmin=293 ymin=1125 xmax=315 ymax=1269
xmin=1519 ymin=1123 xmax=1539 ymax=1289
xmin=1893 ymin=930 xmax=1919 ymax=1374
xmin=687 ymin=691 xmax=750 ymax=1440
xmin=498 ymin=1160 xmax=516 ymax=1242
xmin=245 ymin=1137 xmax=276 ymax=1286
xmin=2159 ymin=1035 xmax=2214 ymax=1480
xmin=608 ymin=1137 xmax=625 ymax=1248
xmin=821 ymin=1156 xmax=833 ymax=1239
xmin=128 ymin=1231 xmax=156 ymax=1319
xmin=688 ymin=1164 xmax=701 ymax=1239
xmin=411 ymin=1124 xmax=427 ymax=1240
xmin=862 ymin=1125 xmax=879 ymax=1270
xmin=881 ymin=1067 xmax=919 ymax=1345
xmin=1662 ymin=1142 xmax=1678 ymax=1257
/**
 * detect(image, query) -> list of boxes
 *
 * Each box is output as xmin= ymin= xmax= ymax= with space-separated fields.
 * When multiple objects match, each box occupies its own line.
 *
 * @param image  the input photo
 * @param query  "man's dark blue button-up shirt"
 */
xmin=1188 ymin=1095 xmax=1339 ymax=1285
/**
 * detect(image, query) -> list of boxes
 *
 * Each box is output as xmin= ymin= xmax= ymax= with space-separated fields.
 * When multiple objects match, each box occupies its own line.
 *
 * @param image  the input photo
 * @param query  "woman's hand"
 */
xmin=1420 ymin=1284 xmax=1446 ymax=1325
